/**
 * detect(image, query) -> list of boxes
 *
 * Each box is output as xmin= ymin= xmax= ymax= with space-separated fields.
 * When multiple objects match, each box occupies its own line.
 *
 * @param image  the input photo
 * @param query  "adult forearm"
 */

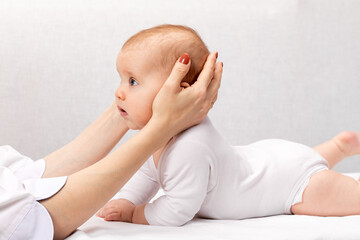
xmin=40 ymin=118 xmax=169 ymax=239
xmin=43 ymin=101 xmax=129 ymax=177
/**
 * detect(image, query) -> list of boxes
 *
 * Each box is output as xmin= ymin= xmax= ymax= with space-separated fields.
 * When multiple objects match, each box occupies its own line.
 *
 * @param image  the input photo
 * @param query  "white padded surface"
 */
xmin=67 ymin=215 xmax=360 ymax=240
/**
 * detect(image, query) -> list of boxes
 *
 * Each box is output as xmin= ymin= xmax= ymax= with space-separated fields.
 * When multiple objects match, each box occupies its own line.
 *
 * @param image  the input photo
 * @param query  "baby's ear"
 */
xmin=180 ymin=81 xmax=191 ymax=88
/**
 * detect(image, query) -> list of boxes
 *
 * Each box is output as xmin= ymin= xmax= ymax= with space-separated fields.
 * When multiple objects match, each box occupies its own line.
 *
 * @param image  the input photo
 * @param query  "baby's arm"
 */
xmin=97 ymin=160 xmax=159 ymax=222
xmin=132 ymin=141 xmax=212 ymax=226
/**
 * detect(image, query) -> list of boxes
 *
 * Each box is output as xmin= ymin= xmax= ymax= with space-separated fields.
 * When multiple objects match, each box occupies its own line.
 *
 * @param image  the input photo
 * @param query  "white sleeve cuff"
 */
xmin=22 ymin=175 xmax=68 ymax=201
xmin=21 ymin=158 xmax=68 ymax=201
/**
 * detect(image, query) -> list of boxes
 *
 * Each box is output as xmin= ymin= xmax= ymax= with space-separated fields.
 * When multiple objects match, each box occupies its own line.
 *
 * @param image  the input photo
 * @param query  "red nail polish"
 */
xmin=179 ymin=53 xmax=190 ymax=64
xmin=215 ymin=52 xmax=218 ymax=58
xmin=221 ymin=62 xmax=223 ymax=67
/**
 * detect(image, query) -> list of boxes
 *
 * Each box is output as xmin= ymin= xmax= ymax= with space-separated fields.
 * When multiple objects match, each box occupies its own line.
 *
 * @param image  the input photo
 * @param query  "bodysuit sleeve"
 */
xmin=144 ymin=141 xmax=213 ymax=226
xmin=116 ymin=160 xmax=159 ymax=206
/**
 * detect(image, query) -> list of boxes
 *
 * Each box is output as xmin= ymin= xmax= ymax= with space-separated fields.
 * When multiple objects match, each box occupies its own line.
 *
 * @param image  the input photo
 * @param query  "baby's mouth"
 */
xmin=117 ymin=106 xmax=128 ymax=116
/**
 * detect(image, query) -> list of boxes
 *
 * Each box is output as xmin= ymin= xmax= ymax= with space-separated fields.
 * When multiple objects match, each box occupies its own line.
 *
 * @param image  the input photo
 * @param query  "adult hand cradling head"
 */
xmin=151 ymin=51 xmax=222 ymax=138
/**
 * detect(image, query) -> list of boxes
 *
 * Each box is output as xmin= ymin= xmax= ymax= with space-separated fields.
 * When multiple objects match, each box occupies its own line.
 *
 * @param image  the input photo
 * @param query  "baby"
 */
xmin=97 ymin=24 xmax=360 ymax=226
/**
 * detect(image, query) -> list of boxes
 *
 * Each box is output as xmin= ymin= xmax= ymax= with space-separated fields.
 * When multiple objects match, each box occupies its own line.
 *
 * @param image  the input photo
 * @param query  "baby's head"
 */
xmin=115 ymin=24 xmax=209 ymax=130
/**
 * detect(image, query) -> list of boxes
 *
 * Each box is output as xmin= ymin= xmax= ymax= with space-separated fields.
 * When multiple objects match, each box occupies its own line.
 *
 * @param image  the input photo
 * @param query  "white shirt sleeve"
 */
xmin=0 ymin=145 xmax=67 ymax=200
xmin=115 ymin=159 xmax=159 ymax=205
xmin=0 ymin=145 xmax=67 ymax=239
xmin=144 ymin=141 xmax=212 ymax=226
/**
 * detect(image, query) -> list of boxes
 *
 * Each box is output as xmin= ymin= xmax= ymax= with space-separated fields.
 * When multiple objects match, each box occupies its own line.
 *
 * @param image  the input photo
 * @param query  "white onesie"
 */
xmin=117 ymin=117 xmax=329 ymax=226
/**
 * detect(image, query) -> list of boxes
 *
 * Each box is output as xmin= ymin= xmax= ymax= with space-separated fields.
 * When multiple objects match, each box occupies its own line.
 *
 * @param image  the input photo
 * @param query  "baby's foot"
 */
xmin=333 ymin=131 xmax=360 ymax=157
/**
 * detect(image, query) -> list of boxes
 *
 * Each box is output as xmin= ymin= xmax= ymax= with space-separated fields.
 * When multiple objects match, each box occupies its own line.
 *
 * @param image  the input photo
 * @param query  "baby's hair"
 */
xmin=122 ymin=24 xmax=210 ymax=85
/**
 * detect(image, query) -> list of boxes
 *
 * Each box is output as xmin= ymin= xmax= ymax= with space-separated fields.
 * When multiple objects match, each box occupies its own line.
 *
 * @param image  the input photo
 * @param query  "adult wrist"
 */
xmin=146 ymin=115 xmax=174 ymax=142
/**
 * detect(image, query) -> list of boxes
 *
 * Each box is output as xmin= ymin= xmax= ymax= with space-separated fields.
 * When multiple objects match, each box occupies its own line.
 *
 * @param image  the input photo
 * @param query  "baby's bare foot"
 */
xmin=333 ymin=131 xmax=360 ymax=157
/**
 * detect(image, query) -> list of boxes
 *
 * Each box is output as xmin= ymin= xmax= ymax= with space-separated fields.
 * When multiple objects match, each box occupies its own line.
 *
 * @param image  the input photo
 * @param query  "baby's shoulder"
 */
xmin=174 ymin=117 xmax=219 ymax=144
xmin=171 ymin=118 xmax=218 ymax=151
xmin=159 ymin=137 xmax=214 ymax=181
xmin=160 ymin=118 xmax=218 ymax=168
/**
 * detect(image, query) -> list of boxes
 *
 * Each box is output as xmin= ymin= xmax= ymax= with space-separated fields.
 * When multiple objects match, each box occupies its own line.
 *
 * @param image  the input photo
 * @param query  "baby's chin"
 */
xmin=125 ymin=120 xmax=145 ymax=130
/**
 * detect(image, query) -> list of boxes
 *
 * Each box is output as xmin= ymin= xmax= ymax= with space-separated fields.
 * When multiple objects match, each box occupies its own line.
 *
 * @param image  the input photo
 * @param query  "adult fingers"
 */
xmin=207 ymin=61 xmax=223 ymax=105
xmin=164 ymin=53 xmax=191 ymax=89
xmin=193 ymin=52 xmax=217 ymax=89
xmin=211 ymin=94 xmax=218 ymax=107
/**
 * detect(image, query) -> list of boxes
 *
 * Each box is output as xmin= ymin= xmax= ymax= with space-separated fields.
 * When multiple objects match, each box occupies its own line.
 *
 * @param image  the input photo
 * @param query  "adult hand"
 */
xmin=151 ymin=52 xmax=222 ymax=137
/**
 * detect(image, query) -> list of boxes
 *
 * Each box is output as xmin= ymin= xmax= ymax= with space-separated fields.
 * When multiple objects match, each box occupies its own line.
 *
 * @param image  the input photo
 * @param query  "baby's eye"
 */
xmin=129 ymin=77 xmax=138 ymax=86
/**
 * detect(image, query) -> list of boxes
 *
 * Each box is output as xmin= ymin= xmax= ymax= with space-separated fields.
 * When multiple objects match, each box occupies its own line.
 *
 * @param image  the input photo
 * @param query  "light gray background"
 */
xmin=0 ymin=0 xmax=359 ymax=172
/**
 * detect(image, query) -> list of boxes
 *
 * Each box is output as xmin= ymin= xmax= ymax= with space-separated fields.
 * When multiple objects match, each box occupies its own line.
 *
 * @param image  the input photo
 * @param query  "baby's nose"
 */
xmin=115 ymin=86 xmax=126 ymax=101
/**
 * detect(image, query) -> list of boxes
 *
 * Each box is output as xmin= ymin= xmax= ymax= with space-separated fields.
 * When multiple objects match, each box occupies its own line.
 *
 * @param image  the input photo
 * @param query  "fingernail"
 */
xmin=179 ymin=53 xmax=190 ymax=65
xmin=221 ymin=62 xmax=223 ymax=67
xmin=215 ymin=52 xmax=218 ymax=59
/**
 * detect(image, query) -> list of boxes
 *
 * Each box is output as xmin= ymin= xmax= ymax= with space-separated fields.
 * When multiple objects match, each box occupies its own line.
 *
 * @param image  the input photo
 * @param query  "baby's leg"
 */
xmin=313 ymin=131 xmax=360 ymax=169
xmin=291 ymin=170 xmax=360 ymax=216
xmin=292 ymin=132 xmax=360 ymax=216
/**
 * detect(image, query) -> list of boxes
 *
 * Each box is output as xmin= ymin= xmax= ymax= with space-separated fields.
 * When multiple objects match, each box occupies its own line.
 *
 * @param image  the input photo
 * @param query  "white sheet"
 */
xmin=67 ymin=215 xmax=360 ymax=240
xmin=67 ymin=173 xmax=360 ymax=240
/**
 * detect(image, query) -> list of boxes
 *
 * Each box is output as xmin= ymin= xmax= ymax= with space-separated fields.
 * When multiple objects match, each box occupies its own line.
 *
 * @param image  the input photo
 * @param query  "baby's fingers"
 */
xmin=97 ymin=205 xmax=116 ymax=218
xmin=104 ymin=213 xmax=123 ymax=221
xmin=96 ymin=211 xmax=104 ymax=218
xmin=96 ymin=207 xmax=105 ymax=218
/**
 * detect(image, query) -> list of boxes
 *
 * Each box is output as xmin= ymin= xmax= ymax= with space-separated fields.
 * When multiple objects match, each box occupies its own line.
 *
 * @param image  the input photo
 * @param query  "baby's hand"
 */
xmin=97 ymin=199 xmax=136 ymax=222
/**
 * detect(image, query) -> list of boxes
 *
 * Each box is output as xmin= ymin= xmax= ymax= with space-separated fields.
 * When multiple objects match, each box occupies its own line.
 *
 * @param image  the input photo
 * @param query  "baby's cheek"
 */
xmin=140 ymin=110 xmax=153 ymax=127
xmin=143 ymin=103 xmax=154 ymax=118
